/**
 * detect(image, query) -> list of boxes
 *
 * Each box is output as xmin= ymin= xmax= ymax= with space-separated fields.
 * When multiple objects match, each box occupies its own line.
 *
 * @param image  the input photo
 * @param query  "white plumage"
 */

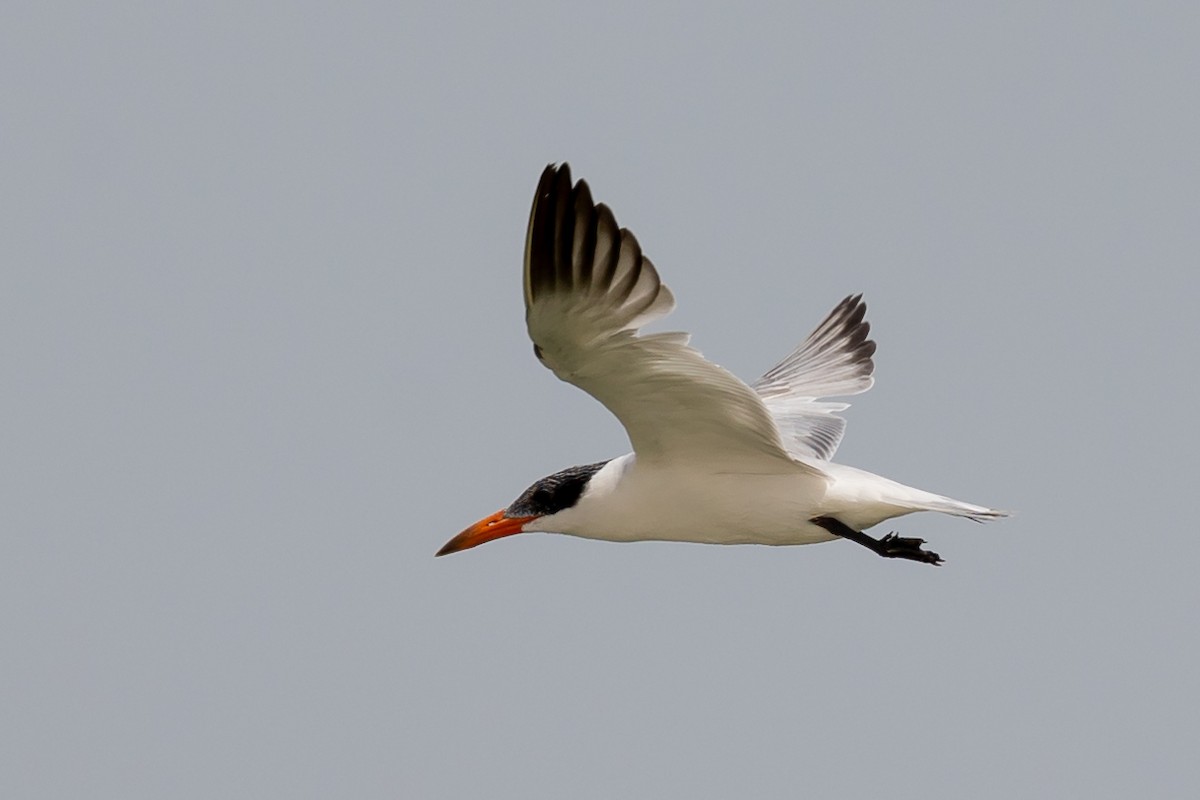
xmin=437 ymin=164 xmax=1007 ymax=563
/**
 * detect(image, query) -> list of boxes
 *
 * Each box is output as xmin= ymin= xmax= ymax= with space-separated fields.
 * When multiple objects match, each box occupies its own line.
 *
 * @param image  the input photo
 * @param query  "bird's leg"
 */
xmin=811 ymin=516 xmax=943 ymax=566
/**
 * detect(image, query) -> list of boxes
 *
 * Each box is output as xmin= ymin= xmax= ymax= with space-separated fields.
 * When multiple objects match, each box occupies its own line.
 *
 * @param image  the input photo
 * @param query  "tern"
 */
xmin=437 ymin=163 xmax=1007 ymax=564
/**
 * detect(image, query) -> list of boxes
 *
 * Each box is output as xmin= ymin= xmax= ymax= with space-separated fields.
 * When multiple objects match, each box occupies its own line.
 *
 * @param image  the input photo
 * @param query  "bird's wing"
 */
xmin=524 ymin=163 xmax=808 ymax=473
xmin=752 ymin=294 xmax=876 ymax=460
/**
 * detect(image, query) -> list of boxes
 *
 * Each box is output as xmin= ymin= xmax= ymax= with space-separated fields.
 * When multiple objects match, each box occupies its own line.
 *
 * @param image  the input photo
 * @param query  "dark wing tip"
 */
xmin=842 ymin=296 xmax=876 ymax=380
xmin=525 ymin=163 xmax=655 ymax=315
xmin=527 ymin=164 xmax=570 ymax=302
xmin=758 ymin=292 xmax=878 ymax=391
xmin=537 ymin=162 xmax=571 ymax=193
xmin=836 ymin=294 xmax=875 ymax=361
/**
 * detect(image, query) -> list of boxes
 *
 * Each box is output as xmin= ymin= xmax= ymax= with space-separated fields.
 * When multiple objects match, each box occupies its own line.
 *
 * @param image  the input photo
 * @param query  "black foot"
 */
xmin=811 ymin=516 xmax=944 ymax=566
xmin=878 ymin=532 xmax=943 ymax=565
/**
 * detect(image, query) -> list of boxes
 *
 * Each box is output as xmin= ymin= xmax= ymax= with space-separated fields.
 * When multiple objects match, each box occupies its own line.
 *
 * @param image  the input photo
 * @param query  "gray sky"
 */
xmin=3 ymin=2 xmax=1198 ymax=797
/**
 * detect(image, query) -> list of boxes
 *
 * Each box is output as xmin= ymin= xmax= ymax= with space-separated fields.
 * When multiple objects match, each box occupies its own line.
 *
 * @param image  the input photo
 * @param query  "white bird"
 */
xmin=437 ymin=163 xmax=1008 ymax=564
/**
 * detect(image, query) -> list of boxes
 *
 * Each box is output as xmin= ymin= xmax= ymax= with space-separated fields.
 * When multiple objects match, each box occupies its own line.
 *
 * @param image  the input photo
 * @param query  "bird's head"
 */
xmin=436 ymin=460 xmax=612 ymax=556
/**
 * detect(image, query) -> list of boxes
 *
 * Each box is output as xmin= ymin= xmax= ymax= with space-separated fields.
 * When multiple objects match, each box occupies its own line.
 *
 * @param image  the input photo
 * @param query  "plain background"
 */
xmin=3 ymin=2 xmax=1198 ymax=797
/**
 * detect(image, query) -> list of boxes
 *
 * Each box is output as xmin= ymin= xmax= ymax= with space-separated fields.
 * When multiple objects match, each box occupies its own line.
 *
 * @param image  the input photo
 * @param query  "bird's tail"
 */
xmin=818 ymin=462 xmax=1010 ymax=528
xmin=909 ymin=493 xmax=1010 ymax=523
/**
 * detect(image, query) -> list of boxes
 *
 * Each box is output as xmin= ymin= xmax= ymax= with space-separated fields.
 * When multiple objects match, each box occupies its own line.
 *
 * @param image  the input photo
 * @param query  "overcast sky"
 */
xmin=3 ymin=3 xmax=1198 ymax=798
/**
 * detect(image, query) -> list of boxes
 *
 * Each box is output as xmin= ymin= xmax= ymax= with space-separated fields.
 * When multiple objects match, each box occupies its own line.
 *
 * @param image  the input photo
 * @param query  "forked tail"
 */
xmin=914 ymin=494 xmax=1010 ymax=523
xmin=818 ymin=462 xmax=1010 ymax=528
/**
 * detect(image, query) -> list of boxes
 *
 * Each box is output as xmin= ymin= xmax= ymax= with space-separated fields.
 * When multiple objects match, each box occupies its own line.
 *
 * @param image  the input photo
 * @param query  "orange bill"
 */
xmin=436 ymin=510 xmax=537 ymax=557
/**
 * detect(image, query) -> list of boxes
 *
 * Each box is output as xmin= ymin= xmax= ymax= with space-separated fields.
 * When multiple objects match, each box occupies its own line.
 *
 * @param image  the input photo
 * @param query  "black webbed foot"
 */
xmin=811 ymin=516 xmax=944 ymax=566
xmin=878 ymin=532 xmax=943 ymax=565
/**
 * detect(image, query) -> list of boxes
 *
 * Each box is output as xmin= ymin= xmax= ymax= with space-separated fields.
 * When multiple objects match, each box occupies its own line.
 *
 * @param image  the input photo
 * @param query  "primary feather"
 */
xmin=524 ymin=163 xmax=811 ymax=472
xmin=754 ymin=294 xmax=877 ymax=460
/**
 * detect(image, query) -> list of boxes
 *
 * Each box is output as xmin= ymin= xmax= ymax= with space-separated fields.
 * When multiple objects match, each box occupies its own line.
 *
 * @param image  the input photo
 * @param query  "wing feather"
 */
xmin=524 ymin=164 xmax=808 ymax=472
xmin=753 ymin=294 xmax=877 ymax=460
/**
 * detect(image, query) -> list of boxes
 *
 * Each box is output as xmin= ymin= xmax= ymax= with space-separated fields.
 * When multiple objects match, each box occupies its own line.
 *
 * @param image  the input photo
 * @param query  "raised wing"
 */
xmin=524 ymin=163 xmax=805 ymax=472
xmin=753 ymin=294 xmax=876 ymax=460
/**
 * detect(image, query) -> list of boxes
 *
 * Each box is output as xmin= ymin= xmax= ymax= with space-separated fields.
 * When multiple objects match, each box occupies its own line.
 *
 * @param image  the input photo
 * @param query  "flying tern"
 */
xmin=437 ymin=163 xmax=1007 ymax=564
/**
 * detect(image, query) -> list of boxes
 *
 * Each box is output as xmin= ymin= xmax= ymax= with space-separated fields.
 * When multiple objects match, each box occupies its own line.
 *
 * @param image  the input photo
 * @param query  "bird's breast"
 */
xmin=550 ymin=457 xmax=836 ymax=546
